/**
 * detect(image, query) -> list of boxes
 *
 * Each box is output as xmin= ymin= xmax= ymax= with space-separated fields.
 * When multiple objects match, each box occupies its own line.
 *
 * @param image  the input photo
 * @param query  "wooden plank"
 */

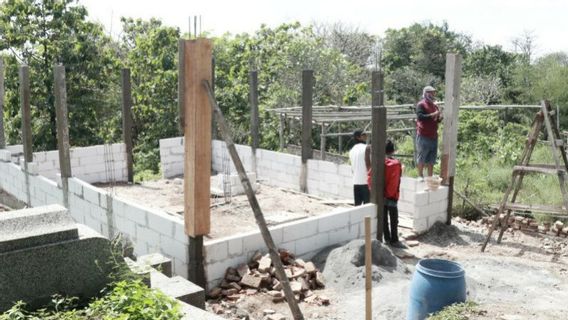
xmin=0 ymin=58 xmax=5 ymax=149
xmin=182 ymin=39 xmax=212 ymax=237
xmin=371 ymin=71 xmax=386 ymax=241
xmin=513 ymin=165 xmax=564 ymax=175
xmin=203 ymin=80 xmax=305 ymax=320
xmin=504 ymin=203 xmax=567 ymax=215
xmin=121 ymin=68 xmax=134 ymax=183
xmin=300 ymin=70 xmax=313 ymax=193
xmin=441 ymin=53 xmax=462 ymax=182
xmin=249 ymin=70 xmax=259 ymax=174
xmin=365 ymin=216 xmax=372 ymax=320
xmin=19 ymin=65 xmax=33 ymax=163
xmin=279 ymin=113 xmax=285 ymax=150
xmin=177 ymin=39 xmax=186 ymax=135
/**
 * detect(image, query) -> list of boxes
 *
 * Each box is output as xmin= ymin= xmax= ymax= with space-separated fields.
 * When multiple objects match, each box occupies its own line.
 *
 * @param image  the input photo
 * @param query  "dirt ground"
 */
xmin=206 ymin=219 xmax=568 ymax=320
xmin=98 ymin=178 xmax=348 ymax=239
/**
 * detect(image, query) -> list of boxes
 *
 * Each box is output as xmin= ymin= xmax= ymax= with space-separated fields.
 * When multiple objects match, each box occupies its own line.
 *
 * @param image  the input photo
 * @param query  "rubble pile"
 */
xmin=481 ymin=214 xmax=568 ymax=237
xmin=207 ymin=249 xmax=329 ymax=308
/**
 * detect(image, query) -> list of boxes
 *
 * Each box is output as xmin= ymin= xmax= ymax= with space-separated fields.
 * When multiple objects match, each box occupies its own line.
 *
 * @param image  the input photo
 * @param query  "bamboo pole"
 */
xmin=203 ymin=80 xmax=304 ymax=320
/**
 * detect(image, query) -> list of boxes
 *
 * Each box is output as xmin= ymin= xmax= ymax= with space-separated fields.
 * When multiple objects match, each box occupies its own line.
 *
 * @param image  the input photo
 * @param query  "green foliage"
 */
xmin=0 ymin=0 xmax=121 ymax=150
xmin=427 ymin=301 xmax=482 ymax=320
xmin=0 ymin=281 xmax=182 ymax=320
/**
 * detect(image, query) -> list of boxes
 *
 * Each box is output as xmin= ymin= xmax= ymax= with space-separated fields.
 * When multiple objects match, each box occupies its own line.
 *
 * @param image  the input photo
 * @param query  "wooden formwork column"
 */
xmin=0 ymin=59 xmax=5 ymax=149
xmin=371 ymin=71 xmax=386 ymax=242
xmin=54 ymin=65 xmax=72 ymax=208
xmin=121 ymin=68 xmax=134 ymax=183
xmin=300 ymin=70 xmax=313 ymax=193
xmin=19 ymin=66 xmax=33 ymax=163
xmin=249 ymin=70 xmax=259 ymax=174
xmin=181 ymin=38 xmax=212 ymax=287
xmin=441 ymin=53 xmax=462 ymax=225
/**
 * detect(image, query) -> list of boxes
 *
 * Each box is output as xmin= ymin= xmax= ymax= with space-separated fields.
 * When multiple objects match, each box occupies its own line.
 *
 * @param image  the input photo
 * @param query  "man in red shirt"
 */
xmin=416 ymin=86 xmax=443 ymax=181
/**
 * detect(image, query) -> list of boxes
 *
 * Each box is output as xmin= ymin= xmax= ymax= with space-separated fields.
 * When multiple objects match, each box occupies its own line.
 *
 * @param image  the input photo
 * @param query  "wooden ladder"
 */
xmin=481 ymin=101 xmax=568 ymax=252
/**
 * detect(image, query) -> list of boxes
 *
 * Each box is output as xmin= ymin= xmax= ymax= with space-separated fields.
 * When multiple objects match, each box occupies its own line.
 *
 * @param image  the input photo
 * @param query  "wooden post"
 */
xmin=365 ymin=216 xmax=372 ymax=320
xmin=338 ymin=135 xmax=343 ymax=154
xmin=121 ymin=68 xmax=134 ymax=183
xmin=54 ymin=65 xmax=72 ymax=208
xmin=178 ymin=39 xmax=186 ymax=135
xmin=19 ymin=66 xmax=33 ymax=163
xmin=320 ymin=123 xmax=326 ymax=160
xmin=249 ymin=70 xmax=259 ymax=174
xmin=441 ymin=53 xmax=462 ymax=225
xmin=203 ymin=80 xmax=305 ymax=320
xmin=371 ymin=71 xmax=386 ymax=241
xmin=300 ymin=70 xmax=313 ymax=193
xmin=181 ymin=39 xmax=212 ymax=288
xmin=0 ymin=59 xmax=5 ymax=149
xmin=279 ymin=113 xmax=285 ymax=151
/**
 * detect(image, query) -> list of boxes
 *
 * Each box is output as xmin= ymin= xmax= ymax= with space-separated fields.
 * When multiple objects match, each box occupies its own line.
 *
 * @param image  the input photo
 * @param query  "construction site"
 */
xmin=1 ymin=38 xmax=568 ymax=320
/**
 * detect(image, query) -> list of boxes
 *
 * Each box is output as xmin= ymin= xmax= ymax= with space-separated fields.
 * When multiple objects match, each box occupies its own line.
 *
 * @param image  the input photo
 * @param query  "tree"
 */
xmin=0 ymin=0 xmax=120 ymax=150
xmin=120 ymin=18 xmax=180 ymax=172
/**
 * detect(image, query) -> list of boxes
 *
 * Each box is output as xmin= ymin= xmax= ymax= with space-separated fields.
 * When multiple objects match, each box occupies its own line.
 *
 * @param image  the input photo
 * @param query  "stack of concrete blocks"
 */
xmin=159 ymin=137 xmax=185 ymax=178
xmin=203 ymin=204 xmax=376 ymax=288
xmin=398 ymin=177 xmax=449 ymax=233
xmin=0 ymin=205 xmax=117 ymax=311
xmin=0 ymin=147 xmax=190 ymax=279
xmin=29 ymin=143 xmax=127 ymax=183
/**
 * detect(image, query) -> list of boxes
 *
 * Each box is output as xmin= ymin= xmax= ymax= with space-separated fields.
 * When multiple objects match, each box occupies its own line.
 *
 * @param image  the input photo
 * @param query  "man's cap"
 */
xmin=423 ymin=85 xmax=436 ymax=93
xmin=353 ymin=129 xmax=366 ymax=138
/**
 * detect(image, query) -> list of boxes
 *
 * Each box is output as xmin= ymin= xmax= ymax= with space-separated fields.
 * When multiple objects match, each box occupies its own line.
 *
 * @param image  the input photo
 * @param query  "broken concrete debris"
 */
xmin=207 ymin=249 xmax=327 ymax=306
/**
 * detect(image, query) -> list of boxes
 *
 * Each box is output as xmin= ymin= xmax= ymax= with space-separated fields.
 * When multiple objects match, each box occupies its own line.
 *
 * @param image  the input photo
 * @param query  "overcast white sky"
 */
xmin=80 ymin=0 xmax=568 ymax=57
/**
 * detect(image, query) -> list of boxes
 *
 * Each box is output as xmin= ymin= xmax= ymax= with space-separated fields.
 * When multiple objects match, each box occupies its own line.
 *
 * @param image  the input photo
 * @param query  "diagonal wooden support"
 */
xmin=203 ymin=80 xmax=305 ymax=320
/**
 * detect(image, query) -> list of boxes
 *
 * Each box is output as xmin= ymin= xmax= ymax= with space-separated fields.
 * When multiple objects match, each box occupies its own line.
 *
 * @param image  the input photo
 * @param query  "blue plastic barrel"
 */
xmin=407 ymin=259 xmax=466 ymax=320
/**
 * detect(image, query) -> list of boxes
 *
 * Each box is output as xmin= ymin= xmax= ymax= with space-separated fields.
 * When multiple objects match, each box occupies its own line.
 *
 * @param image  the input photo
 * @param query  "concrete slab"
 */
xmin=151 ymin=270 xmax=205 ymax=309
xmin=0 ymin=204 xmax=78 ymax=252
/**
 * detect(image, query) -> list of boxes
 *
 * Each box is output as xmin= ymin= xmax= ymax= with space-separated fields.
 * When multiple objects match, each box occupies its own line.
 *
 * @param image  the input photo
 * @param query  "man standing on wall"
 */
xmin=416 ymin=86 xmax=443 ymax=181
xmin=349 ymin=129 xmax=371 ymax=205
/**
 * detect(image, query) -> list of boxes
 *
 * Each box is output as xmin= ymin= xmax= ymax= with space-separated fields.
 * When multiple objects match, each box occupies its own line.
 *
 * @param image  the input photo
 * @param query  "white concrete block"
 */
xmin=318 ymin=160 xmax=338 ymax=174
xmin=428 ymin=186 xmax=449 ymax=203
xmin=205 ymin=240 xmax=228 ymax=263
xmin=172 ymin=220 xmax=189 ymax=244
xmin=115 ymin=216 xmax=136 ymax=238
xmin=413 ymin=191 xmax=430 ymax=206
xmin=147 ymin=210 xmax=176 ymax=237
xmin=172 ymin=257 xmax=188 ymax=278
xmin=415 ymin=199 xmax=448 ymax=219
xmin=68 ymin=178 xmax=84 ymax=197
xmin=318 ymin=212 xmax=350 ymax=232
xmin=401 ymin=177 xmax=418 ymax=191
xmin=349 ymin=204 xmax=375 ymax=225
xmin=83 ymin=184 xmax=101 ymax=205
xmin=338 ymin=164 xmax=352 ymax=177
xmin=277 ymin=241 xmax=296 ymax=254
xmin=27 ymin=162 xmax=39 ymax=175
xmin=413 ymin=217 xmax=428 ymax=233
xmin=321 ymin=172 xmax=342 ymax=186
xmin=136 ymin=225 xmax=160 ymax=247
xmin=242 ymin=231 xmax=264 ymax=253
xmin=119 ymin=199 xmax=149 ymax=226
xmin=295 ymin=232 xmax=329 ymax=256
xmin=328 ymin=226 xmax=353 ymax=244
xmin=281 ymin=217 xmax=319 ymax=242
xmin=428 ymin=213 xmax=447 ymax=227
xmin=0 ymin=150 xmax=11 ymax=162
xmin=160 ymin=236 xmax=188 ymax=262
xmin=397 ymin=200 xmax=415 ymax=215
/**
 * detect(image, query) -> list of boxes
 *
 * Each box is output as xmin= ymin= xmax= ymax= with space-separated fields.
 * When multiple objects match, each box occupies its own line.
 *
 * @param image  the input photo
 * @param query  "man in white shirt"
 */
xmin=349 ymin=129 xmax=371 ymax=205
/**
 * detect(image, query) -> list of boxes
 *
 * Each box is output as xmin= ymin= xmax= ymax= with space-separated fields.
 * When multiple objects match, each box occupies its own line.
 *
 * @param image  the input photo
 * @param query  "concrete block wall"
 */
xmin=398 ymin=177 xmax=449 ymax=233
xmin=0 ymin=148 xmax=190 ymax=279
xmin=28 ymin=143 xmax=128 ymax=184
xmin=159 ymin=137 xmax=184 ymax=178
xmin=204 ymin=204 xmax=376 ymax=288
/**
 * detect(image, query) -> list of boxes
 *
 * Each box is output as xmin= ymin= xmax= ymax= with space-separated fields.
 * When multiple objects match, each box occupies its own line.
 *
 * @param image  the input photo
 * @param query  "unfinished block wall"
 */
xmin=203 ymin=204 xmax=376 ymax=288
xmin=159 ymin=137 xmax=449 ymax=233
xmin=0 ymin=146 xmax=190 ymax=278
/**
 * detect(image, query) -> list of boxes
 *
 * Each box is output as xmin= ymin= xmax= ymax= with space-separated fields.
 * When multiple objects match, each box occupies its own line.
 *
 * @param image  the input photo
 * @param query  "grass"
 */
xmin=427 ymin=301 xmax=484 ymax=320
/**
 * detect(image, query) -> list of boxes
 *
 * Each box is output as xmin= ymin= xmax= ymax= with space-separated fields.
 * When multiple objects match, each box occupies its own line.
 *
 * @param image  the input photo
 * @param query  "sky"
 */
xmin=80 ymin=0 xmax=568 ymax=57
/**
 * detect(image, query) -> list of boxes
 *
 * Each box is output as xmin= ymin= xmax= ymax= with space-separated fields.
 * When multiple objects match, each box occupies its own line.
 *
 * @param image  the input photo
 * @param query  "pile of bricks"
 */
xmin=482 ymin=214 xmax=568 ymax=237
xmin=207 ymin=249 xmax=328 ymax=305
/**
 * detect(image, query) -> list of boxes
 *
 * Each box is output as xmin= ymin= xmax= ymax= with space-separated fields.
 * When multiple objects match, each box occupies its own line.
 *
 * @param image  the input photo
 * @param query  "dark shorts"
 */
xmin=416 ymin=135 xmax=438 ymax=165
